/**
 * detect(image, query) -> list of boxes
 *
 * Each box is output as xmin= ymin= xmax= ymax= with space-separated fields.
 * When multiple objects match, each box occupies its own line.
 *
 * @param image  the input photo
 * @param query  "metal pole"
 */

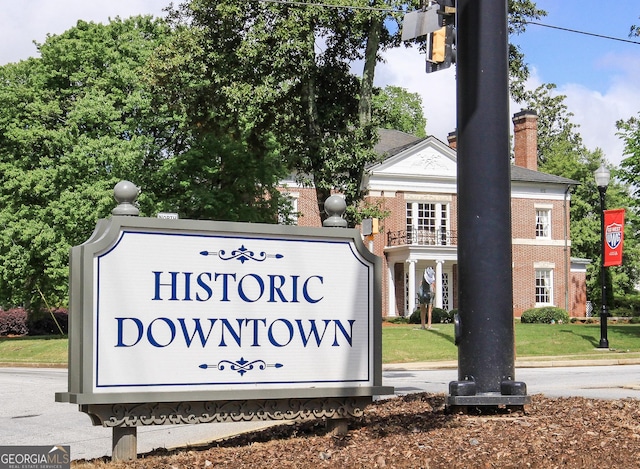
xmin=448 ymin=0 xmax=528 ymax=407
xmin=598 ymin=187 xmax=609 ymax=348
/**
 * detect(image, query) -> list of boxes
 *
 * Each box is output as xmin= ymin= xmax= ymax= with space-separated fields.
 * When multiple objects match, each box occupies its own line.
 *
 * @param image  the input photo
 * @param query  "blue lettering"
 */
xmin=268 ymin=319 xmax=294 ymax=347
xmin=177 ymin=318 xmax=217 ymax=347
xmin=238 ymin=274 xmax=264 ymax=302
xmin=114 ymin=317 xmax=354 ymax=348
xmin=332 ymin=319 xmax=355 ymax=346
xmin=245 ymin=318 xmax=267 ymax=346
xmin=183 ymin=272 xmax=193 ymax=300
xmin=151 ymin=272 xmax=324 ymax=304
xmin=152 ymin=271 xmax=179 ymax=301
xmin=219 ymin=318 xmax=243 ymax=347
xmin=290 ymin=275 xmax=300 ymax=302
xmin=268 ymin=275 xmax=288 ymax=302
xmin=115 ymin=317 xmax=143 ymax=347
xmin=147 ymin=317 xmax=176 ymax=347
xmin=303 ymin=276 xmax=324 ymax=303
xmin=214 ymin=273 xmax=236 ymax=301
xmin=196 ymin=272 xmax=213 ymax=301
xmin=296 ymin=319 xmax=331 ymax=347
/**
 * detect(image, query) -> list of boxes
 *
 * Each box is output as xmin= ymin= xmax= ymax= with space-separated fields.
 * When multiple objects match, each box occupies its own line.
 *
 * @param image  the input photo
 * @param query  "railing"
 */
xmin=387 ymin=228 xmax=457 ymax=247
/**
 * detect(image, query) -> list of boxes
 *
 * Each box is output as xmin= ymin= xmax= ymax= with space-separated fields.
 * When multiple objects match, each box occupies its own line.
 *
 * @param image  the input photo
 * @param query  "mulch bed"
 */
xmin=73 ymin=393 xmax=640 ymax=468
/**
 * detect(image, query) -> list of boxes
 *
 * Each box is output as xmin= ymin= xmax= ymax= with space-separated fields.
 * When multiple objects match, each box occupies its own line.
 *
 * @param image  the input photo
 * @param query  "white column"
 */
xmin=387 ymin=262 xmax=396 ymax=317
xmin=407 ymin=260 xmax=417 ymax=316
xmin=435 ymin=260 xmax=444 ymax=309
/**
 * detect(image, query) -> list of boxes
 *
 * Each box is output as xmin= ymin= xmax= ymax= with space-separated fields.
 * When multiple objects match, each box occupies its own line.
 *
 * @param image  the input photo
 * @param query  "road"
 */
xmin=381 ymin=365 xmax=640 ymax=400
xmin=1 ymin=365 xmax=639 ymax=461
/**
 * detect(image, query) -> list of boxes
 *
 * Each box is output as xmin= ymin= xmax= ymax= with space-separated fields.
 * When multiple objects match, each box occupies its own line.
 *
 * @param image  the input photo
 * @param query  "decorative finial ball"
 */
xmin=324 ymin=195 xmax=346 ymax=217
xmin=113 ymin=180 xmax=140 ymax=204
xmin=323 ymin=195 xmax=347 ymax=228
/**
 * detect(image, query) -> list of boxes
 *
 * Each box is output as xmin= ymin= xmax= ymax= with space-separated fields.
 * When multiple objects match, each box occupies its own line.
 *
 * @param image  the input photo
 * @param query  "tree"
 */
xmin=0 ymin=17 xmax=175 ymax=311
xmin=630 ymin=17 xmax=640 ymax=37
xmin=522 ymin=83 xmax=583 ymax=165
xmin=617 ymin=114 xmax=640 ymax=191
xmin=159 ymin=0 xmax=544 ymax=226
xmin=156 ymin=0 xmax=380 ymax=225
xmin=507 ymin=0 xmax=546 ymax=101
xmin=372 ymin=86 xmax=427 ymax=137
xmin=528 ymin=94 xmax=640 ymax=309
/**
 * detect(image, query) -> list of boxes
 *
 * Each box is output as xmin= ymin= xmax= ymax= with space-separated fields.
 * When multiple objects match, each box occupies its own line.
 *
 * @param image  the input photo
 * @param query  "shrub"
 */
xmin=521 ymin=306 xmax=569 ymax=324
xmin=0 ymin=308 xmax=28 ymax=336
xmin=26 ymin=309 xmax=68 ymax=336
xmin=408 ymin=307 xmax=453 ymax=324
xmin=383 ymin=316 xmax=409 ymax=324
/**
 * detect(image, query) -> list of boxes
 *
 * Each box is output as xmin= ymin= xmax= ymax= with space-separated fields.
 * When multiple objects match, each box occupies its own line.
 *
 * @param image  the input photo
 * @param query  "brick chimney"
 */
xmin=447 ymin=131 xmax=457 ymax=150
xmin=512 ymin=110 xmax=538 ymax=171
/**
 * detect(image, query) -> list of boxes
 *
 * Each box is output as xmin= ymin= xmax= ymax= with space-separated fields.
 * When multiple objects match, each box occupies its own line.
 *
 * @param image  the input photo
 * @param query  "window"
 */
xmin=535 ymin=208 xmax=551 ymax=239
xmin=406 ymin=201 xmax=450 ymax=245
xmin=535 ymin=269 xmax=553 ymax=305
xmin=278 ymin=193 xmax=299 ymax=225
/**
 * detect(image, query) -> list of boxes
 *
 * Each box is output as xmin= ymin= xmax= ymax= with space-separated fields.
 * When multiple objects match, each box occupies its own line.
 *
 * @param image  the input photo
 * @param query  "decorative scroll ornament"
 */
xmin=84 ymin=397 xmax=371 ymax=427
xmin=200 ymin=245 xmax=284 ymax=264
xmin=199 ymin=357 xmax=284 ymax=376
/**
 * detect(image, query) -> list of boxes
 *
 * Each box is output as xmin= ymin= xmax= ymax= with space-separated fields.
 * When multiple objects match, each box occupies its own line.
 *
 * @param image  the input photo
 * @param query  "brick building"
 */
xmin=279 ymin=110 xmax=587 ymax=318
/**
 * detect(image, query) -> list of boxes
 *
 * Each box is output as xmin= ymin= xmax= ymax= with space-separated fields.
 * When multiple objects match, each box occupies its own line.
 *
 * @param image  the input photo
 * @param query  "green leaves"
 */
xmin=372 ymin=86 xmax=427 ymax=137
xmin=0 ymin=16 xmax=170 ymax=311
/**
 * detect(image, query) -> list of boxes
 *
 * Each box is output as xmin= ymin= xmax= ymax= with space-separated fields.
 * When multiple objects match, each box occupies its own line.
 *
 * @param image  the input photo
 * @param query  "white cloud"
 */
xmin=376 ymin=46 xmax=640 ymax=168
xmin=4 ymin=3 xmax=637 ymax=170
xmin=559 ymin=56 xmax=640 ymax=167
xmin=375 ymin=46 xmax=457 ymax=143
xmin=0 ymin=0 xmax=169 ymax=65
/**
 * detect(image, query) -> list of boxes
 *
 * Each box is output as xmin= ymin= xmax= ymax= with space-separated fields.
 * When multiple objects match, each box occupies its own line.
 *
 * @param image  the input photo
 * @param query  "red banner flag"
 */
xmin=604 ymin=209 xmax=625 ymax=267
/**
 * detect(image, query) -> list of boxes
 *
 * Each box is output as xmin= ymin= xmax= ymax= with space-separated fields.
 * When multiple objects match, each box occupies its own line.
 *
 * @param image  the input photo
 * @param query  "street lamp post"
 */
xmin=594 ymin=164 xmax=611 ymax=349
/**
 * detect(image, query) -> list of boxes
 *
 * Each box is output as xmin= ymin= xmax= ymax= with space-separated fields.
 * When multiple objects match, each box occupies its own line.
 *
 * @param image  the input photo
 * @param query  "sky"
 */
xmin=1 ymin=0 xmax=639 ymax=167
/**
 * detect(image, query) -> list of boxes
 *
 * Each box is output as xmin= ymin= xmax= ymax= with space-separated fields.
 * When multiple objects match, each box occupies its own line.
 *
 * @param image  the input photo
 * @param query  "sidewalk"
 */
xmin=4 ymin=354 xmax=640 ymax=372
xmin=383 ymin=355 xmax=640 ymax=371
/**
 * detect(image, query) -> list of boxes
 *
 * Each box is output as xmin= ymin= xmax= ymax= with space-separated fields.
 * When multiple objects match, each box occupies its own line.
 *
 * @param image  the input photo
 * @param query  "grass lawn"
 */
xmin=381 ymin=322 xmax=640 ymax=364
xmin=2 ymin=322 xmax=640 ymax=366
xmin=0 ymin=336 xmax=68 ymax=365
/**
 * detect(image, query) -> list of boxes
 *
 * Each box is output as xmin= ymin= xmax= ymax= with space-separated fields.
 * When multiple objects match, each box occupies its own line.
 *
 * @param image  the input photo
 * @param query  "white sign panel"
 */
xmin=401 ymin=6 xmax=441 ymax=41
xmin=93 ymin=230 xmax=374 ymax=394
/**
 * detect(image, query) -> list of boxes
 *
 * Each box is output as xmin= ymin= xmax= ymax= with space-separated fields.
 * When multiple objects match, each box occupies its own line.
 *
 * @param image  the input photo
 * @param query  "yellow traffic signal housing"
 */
xmin=361 ymin=218 xmax=379 ymax=236
xmin=430 ymin=27 xmax=447 ymax=63
xmin=426 ymin=24 xmax=455 ymax=73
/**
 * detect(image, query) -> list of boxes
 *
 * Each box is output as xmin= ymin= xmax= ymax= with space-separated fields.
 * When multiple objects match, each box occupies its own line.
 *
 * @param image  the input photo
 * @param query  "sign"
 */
xmin=604 ymin=209 xmax=625 ymax=267
xmin=57 ymin=217 xmax=389 ymax=405
xmin=157 ymin=212 xmax=179 ymax=219
xmin=401 ymin=6 xmax=441 ymax=41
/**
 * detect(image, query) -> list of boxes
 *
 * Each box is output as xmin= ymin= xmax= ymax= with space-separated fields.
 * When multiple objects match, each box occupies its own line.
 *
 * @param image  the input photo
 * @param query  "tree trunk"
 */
xmin=358 ymin=16 xmax=383 ymax=127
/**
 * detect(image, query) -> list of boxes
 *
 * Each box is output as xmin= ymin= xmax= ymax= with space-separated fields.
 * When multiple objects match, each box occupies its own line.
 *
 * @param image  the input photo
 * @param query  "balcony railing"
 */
xmin=387 ymin=228 xmax=457 ymax=247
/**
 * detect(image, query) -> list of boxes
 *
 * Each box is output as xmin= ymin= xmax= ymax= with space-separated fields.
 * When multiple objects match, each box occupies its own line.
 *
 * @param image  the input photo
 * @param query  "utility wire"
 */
xmin=523 ymin=21 xmax=640 ymax=45
xmin=260 ymin=0 xmax=640 ymax=45
xmin=259 ymin=0 xmax=405 ymax=13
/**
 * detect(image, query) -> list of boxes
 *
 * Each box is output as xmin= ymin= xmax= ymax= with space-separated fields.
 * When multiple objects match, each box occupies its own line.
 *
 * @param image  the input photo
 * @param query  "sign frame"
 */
xmin=56 ymin=216 xmax=391 ymax=411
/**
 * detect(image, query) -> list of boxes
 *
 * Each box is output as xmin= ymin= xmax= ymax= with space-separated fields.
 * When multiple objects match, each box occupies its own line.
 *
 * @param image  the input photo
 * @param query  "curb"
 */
xmin=383 ymin=357 xmax=640 ymax=371
xmin=4 ymin=358 xmax=640 ymax=372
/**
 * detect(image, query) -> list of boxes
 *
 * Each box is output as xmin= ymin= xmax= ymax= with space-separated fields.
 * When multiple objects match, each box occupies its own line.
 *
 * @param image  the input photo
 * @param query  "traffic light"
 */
xmin=426 ymin=24 xmax=455 ymax=73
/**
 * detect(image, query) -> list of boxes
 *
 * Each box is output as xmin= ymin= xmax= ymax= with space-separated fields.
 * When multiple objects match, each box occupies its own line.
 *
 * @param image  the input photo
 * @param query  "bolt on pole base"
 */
xmin=448 ymin=379 xmax=531 ymax=409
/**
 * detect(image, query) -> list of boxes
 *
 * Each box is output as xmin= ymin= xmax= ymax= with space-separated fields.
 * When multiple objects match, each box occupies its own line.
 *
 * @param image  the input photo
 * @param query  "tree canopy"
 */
xmin=0 ymin=16 xmax=174 ymax=311
xmin=526 ymin=89 xmax=640 ymax=308
xmin=372 ymin=86 xmax=427 ymax=137
xmin=0 ymin=0 xmax=558 ymax=312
